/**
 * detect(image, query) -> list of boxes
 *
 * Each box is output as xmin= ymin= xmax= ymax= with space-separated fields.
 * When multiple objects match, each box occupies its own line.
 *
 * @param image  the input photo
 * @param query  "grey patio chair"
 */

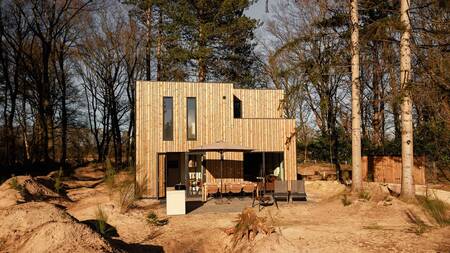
xmin=273 ymin=180 xmax=289 ymax=209
xmin=290 ymin=180 xmax=307 ymax=202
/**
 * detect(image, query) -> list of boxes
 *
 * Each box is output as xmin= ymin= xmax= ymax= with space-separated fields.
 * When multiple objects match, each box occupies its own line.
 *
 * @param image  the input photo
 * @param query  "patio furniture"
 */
xmin=225 ymin=183 xmax=243 ymax=197
xmin=253 ymin=177 xmax=275 ymax=211
xmin=203 ymin=183 xmax=219 ymax=201
xmin=273 ymin=180 xmax=289 ymax=209
xmin=190 ymin=141 xmax=253 ymax=203
xmin=265 ymin=175 xmax=277 ymax=192
xmin=290 ymin=180 xmax=307 ymax=202
xmin=242 ymin=182 xmax=256 ymax=199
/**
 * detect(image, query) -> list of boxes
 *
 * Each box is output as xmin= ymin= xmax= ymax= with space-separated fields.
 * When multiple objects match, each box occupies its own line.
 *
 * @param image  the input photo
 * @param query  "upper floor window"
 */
xmin=163 ymin=97 xmax=173 ymax=141
xmin=233 ymin=96 xmax=242 ymax=118
xmin=187 ymin=97 xmax=197 ymax=140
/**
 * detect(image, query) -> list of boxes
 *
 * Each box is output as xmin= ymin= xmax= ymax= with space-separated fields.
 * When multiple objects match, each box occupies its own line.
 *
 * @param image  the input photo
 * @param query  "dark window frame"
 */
xmin=233 ymin=95 xmax=242 ymax=118
xmin=163 ymin=96 xmax=173 ymax=141
xmin=186 ymin=97 xmax=197 ymax=140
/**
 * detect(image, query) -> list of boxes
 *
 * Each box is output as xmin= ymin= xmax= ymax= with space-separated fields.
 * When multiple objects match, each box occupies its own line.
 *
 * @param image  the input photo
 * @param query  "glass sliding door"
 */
xmin=184 ymin=152 xmax=204 ymax=199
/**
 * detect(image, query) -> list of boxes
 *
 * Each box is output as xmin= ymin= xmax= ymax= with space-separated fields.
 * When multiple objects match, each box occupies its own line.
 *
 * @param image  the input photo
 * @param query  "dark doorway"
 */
xmin=243 ymin=152 xmax=284 ymax=182
xmin=166 ymin=153 xmax=182 ymax=187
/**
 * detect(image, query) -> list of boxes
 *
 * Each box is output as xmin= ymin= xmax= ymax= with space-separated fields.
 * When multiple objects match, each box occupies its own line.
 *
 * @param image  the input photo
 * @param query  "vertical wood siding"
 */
xmin=233 ymin=89 xmax=284 ymax=118
xmin=136 ymin=81 xmax=297 ymax=197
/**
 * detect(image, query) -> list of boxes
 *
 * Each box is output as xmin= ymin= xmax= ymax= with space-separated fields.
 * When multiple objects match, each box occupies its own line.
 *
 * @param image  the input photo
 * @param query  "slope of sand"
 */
xmin=0 ymin=202 xmax=113 ymax=253
xmin=0 ymin=164 xmax=449 ymax=253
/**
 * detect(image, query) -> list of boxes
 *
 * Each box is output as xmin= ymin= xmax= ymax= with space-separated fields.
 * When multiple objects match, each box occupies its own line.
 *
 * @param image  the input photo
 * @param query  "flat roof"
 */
xmin=136 ymin=80 xmax=283 ymax=91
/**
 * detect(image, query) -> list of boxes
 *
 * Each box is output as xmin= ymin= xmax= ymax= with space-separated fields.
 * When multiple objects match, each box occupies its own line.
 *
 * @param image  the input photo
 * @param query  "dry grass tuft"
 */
xmin=117 ymin=179 xmax=135 ymax=213
xmin=225 ymin=207 xmax=274 ymax=248
xmin=359 ymin=189 xmax=372 ymax=201
xmin=104 ymin=159 xmax=116 ymax=195
xmin=417 ymin=195 xmax=450 ymax=226
xmin=94 ymin=206 xmax=116 ymax=238
xmin=405 ymin=209 xmax=430 ymax=235
xmin=341 ymin=194 xmax=352 ymax=206
xmin=146 ymin=211 xmax=169 ymax=226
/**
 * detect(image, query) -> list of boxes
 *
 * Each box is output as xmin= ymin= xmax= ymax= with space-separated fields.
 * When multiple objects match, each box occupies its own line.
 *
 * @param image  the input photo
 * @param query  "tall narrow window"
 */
xmin=187 ymin=97 xmax=197 ymax=140
xmin=163 ymin=97 xmax=173 ymax=141
xmin=233 ymin=96 xmax=242 ymax=118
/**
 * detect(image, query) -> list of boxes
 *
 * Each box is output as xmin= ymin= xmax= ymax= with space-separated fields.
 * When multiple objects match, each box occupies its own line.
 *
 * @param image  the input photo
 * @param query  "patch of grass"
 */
xmin=9 ymin=175 xmax=25 ymax=197
xmin=359 ymin=189 xmax=372 ymax=201
xmin=54 ymin=168 xmax=63 ymax=194
xmin=104 ymin=159 xmax=116 ymax=194
xmin=417 ymin=195 xmax=450 ymax=226
xmin=341 ymin=194 xmax=352 ymax=206
xmin=363 ymin=224 xmax=383 ymax=230
xmin=225 ymin=207 xmax=274 ymax=248
xmin=9 ymin=175 xmax=21 ymax=190
xmin=405 ymin=209 xmax=430 ymax=235
xmin=94 ymin=206 xmax=116 ymax=238
xmin=146 ymin=211 xmax=168 ymax=226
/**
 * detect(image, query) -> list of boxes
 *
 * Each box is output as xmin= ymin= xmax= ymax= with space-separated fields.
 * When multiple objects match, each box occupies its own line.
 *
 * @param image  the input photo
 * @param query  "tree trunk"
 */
xmin=58 ymin=53 xmax=68 ymax=170
xmin=399 ymin=0 xmax=415 ymax=200
xmin=145 ymin=7 xmax=152 ymax=81
xmin=372 ymin=43 xmax=383 ymax=147
xmin=156 ymin=9 xmax=162 ymax=81
xmin=350 ymin=0 xmax=362 ymax=192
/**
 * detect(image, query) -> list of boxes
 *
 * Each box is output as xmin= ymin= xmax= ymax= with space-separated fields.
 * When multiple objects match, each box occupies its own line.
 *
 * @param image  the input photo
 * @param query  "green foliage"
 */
xmin=94 ymin=206 xmax=116 ymax=238
xmin=300 ymin=126 xmax=351 ymax=163
xmin=54 ymin=168 xmax=63 ymax=194
xmin=417 ymin=195 xmax=450 ymax=226
xmin=147 ymin=211 xmax=168 ymax=226
xmin=104 ymin=159 xmax=115 ymax=193
xmin=341 ymin=194 xmax=352 ymax=206
xmin=125 ymin=0 xmax=262 ymax=86
xmin=9 ymin=175 xmax=22 ymax=191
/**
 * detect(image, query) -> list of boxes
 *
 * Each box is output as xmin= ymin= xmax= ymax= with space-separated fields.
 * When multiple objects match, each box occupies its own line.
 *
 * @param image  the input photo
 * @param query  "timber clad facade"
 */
xmin=136 ymin=81 xmax=297 ymax=198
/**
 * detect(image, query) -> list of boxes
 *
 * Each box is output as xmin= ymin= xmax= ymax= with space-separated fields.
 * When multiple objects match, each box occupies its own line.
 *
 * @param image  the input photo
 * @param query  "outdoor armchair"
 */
xmin=273 ymin=180 xmax=289 ymax=209
xmin=290 ymin=180 xmax=307 ymax=202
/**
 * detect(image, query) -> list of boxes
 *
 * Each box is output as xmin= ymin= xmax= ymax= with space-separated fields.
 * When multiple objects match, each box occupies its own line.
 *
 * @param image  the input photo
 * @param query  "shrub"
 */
xmin=341 ymin=194 xmax=352 ymax=206
xmin=417 ymin=195 xmax=450 ymax=226
xmin=147 ymin=211 xmax=168 ymax=226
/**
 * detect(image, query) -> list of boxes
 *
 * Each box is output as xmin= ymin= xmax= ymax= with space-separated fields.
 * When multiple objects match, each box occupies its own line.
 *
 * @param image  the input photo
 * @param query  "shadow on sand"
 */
xmin=110 ymin=238 xmax=165 ymax=253
xmin=186 ymin=200 xmax=204 ymax=213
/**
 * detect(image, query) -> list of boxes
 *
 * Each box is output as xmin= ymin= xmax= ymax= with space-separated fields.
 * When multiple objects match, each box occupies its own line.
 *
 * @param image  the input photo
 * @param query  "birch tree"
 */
xmin=399 ymin=0 xmax=414 ymax=199
xmin=350 ymin=0 xmax=362 ymax=192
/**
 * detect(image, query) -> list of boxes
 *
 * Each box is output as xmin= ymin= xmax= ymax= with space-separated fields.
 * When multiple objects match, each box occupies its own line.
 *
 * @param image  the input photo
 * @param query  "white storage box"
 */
xmin=166 ymin=189 xmax=186 ymax=215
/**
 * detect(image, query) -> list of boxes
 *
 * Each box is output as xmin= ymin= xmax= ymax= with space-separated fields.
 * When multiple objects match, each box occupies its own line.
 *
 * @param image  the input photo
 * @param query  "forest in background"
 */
xmin=0 ymin=0 xmax=448 ymax=180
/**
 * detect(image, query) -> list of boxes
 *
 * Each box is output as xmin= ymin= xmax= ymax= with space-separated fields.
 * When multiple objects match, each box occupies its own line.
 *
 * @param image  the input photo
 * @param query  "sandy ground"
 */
xmin=0 ymin=164 xmax=449 ymax=253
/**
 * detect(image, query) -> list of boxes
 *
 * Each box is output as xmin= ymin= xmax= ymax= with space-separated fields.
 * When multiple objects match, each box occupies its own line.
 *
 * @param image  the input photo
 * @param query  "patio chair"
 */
xmin=242 ymin=181 xmax=256 ymax=200
xmin=273 ymin=180 xmax=289 ymax=209
xmin=203 ymin=183 xmax=219 ymax=201
xmin=225 ymin=183 xmax=243 ymax=197
xmin=290 ymin=180 xmax=307 ymax=202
